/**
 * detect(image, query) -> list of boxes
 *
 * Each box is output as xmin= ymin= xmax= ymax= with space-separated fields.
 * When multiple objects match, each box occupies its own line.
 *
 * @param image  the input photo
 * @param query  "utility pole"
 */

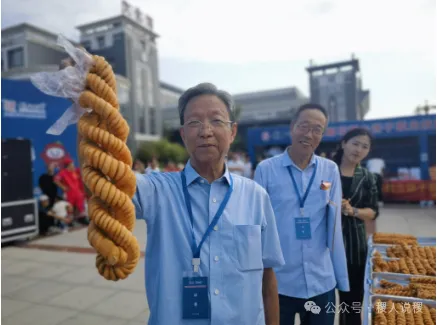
xmin=415 ymin=100 xmax=436 ymax=115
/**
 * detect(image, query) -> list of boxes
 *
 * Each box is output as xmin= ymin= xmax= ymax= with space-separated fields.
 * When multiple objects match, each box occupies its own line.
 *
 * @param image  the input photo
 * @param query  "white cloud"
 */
xmin=2 ymin=0 xmax=435 ymax=119
xmin=145 ymin=0 xmax=435 ymax=63
xmin=2 ymin=0 xmax=434 ymax=63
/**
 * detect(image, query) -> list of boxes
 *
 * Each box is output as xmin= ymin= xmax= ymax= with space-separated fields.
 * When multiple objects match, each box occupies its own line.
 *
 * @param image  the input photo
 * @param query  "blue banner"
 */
xmin=1 ymin=78 xmax=78 ymax=198
xmin=247 ymin=114 xmax=436 ymax=147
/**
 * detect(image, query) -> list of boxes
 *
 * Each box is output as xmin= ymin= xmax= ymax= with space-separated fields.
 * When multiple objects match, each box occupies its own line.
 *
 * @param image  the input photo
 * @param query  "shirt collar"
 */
xmin=281 ymin=147 xmax=317 ymax=169
xmin=184 ymin=160 xmax=232 ymax=186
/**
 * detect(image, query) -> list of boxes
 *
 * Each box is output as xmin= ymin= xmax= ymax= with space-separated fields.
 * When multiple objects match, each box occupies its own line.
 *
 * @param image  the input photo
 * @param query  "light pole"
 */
xmin=415 ymin=100 xmax=436 ymax=115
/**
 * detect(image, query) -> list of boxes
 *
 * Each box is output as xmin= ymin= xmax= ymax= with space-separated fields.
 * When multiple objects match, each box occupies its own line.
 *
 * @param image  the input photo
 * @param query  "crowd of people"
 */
xmin=39 ymin=60 xmax=384 ymax=323
xmin=124 ymin=82 xmax=381 ymax=325
xmin=37 ymin=157 xmax=88 ymax=235
xmin=133 ymin=151 xmax=254 ymax=178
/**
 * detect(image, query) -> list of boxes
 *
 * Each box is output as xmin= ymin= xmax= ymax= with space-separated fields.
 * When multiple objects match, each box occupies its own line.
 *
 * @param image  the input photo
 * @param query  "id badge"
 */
xmin=295 ymin=217 xmax=312 ymax=240
xmin=182 ymin=273 xmax=210 ymax=319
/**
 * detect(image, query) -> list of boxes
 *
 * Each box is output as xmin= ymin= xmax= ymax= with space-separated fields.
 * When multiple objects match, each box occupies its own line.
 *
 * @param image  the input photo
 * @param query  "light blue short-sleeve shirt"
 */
xmin=254 ymin=151 xmax=349 ymax=299
xmin=133 ymin=160 xmax=285 ymax=325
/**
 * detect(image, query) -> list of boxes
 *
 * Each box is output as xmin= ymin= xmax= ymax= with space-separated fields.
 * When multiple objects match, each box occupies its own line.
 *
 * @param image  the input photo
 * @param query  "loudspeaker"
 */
xmin=2 ymin=138 xmax=34 ymax=202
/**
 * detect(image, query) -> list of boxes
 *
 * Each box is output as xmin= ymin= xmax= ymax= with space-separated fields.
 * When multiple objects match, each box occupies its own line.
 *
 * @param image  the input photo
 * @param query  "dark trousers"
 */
xmin=374 ymin=173 xmax=383 ymax=202
xmin=279 ymin=288 xmax=336 ymax=325
xmin=339 ymin=263 xmax=365 ymax=325
xmin=38 ymin=211 xmax=54 ymax=235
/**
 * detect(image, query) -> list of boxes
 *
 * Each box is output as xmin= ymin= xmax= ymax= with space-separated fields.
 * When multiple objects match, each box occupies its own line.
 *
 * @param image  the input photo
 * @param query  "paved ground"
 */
xmin=2 ymin=204 xmax=435 ymax=325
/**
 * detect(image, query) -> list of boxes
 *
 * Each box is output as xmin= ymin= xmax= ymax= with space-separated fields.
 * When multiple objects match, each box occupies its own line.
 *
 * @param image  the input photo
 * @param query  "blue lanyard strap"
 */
xmin=181 ymin=170 xmax=233 ymax=259
xmin=287 ymin=159 xmax=318 ymax=213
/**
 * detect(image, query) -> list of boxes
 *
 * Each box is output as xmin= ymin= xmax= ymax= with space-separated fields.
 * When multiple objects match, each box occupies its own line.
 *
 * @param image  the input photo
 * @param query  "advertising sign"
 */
xmin=1 ymin=78 xmax=78 ymax=197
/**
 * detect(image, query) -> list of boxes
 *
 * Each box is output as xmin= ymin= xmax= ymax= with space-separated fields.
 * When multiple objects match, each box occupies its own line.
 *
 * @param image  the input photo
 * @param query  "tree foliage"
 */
xmin=136 ymin=139 xmax=188 ymax=164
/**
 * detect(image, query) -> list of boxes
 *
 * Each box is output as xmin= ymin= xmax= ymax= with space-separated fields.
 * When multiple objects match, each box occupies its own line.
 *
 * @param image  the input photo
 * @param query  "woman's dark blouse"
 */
xmin=341 ymin=166 xmax=379 ymax=266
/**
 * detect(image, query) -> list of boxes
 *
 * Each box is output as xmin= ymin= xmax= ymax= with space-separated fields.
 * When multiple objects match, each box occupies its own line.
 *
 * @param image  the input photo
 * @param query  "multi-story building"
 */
xmin=76 ymin=11 xmax=162 ymax=153
xmin=1 ymin=23 xmax=75 ymax=78
xmin=1 ymin=22 xmax=135 ymax=151
xmin=306 ymin=57 xmax=370 ymax=122
xmin=160 ymin=81 xmax=184 ymax=108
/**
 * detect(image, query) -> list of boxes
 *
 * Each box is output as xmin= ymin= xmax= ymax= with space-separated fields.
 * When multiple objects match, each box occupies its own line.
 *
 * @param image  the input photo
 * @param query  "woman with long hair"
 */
xmin=333 ymin=128 xmax=379 ymax=325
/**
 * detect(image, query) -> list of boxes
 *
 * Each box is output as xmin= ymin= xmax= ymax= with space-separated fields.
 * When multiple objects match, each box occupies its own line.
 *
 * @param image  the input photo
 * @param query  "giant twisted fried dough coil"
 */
xmin=78 ymin=55 xmax=139 ymax=281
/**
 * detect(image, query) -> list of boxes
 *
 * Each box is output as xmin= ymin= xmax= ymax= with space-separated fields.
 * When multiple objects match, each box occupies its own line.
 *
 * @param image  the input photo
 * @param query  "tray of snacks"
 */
xmin=365 ymin=295 xmax=436 ymax=325
xmin=371 ymin=250 xmax=436 ymax=277
xmin=370 ymin=233 xmax=436 ymax=246
xmin=370 ymin=242 xmax=437 ymax=259
xmin=370 ymin=273 xmax=436 ymax=301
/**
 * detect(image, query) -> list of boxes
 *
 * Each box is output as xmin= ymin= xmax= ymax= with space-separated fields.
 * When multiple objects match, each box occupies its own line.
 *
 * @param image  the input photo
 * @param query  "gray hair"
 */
xmin=178 ymin=82 xmax=235 ymax=125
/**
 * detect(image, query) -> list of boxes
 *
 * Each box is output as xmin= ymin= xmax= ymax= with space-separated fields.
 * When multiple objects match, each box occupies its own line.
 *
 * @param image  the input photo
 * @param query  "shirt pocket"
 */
xmin=307 ymin=183 xmax=330 ymax=209
xmin=233 ymin=225 xmax=263 ymax=271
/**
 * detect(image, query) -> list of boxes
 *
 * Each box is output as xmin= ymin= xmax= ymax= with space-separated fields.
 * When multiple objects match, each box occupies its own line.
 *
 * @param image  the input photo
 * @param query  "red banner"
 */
xmin=383 ymin=180 xmax=436 ymax=202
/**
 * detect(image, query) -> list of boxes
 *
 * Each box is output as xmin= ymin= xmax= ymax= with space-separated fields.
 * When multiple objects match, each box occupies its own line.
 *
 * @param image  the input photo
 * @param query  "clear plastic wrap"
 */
xmin=30 ymin=34 xmax=94 ymax=135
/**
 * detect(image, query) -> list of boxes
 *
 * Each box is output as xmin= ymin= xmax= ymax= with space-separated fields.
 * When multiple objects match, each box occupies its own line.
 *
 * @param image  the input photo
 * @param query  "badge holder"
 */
xmin=182 ymin=258 xmax=210 ymax=319
xmin=295 ymin=217 xmax=312 ymax=240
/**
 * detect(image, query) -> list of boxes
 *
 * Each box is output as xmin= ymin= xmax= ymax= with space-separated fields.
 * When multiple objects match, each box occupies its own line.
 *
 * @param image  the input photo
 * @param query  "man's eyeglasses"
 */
xmin=296 ymin=124 xmax=324 ymax=136
xmin=184 ymin=119 xmax=233 ymax=130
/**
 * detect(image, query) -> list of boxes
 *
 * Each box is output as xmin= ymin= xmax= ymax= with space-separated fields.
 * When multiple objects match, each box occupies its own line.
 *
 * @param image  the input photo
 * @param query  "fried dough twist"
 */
xmin=78 ymin=56 xmax=139 ymax=281
xmin=430 ymin=308 xmax=436 ymax=324
xmin=422 ymin=305 xmax=434 ymax=325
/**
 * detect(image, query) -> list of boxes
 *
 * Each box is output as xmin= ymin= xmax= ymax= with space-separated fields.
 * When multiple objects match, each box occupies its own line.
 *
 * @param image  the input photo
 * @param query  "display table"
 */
xmin=382 ymin=180 xmax=436 ymax=202
xmin=363 ymin=234 xmax=436 ymax=324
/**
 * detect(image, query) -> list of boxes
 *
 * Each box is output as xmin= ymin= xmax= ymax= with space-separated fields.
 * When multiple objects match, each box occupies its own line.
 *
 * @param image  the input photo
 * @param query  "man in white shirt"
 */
xmin=366 ymin=157 xmax=385 ymax=237
xmin=227 ymin=152 xmax=245 ymax=176
xmin=46 ymin=196 xmax=73 ymax=233
xmin=366 ymin=158 xmax=385 ymax=204
xmin=243 ymin=153 xmax=253 ymax=179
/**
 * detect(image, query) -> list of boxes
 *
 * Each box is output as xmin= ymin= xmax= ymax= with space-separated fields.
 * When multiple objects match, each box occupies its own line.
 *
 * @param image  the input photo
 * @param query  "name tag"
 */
xmin=182 ymin=276 xmax=210 ymax=319
xmin=295 ymin=217 xmax=312 ymax=240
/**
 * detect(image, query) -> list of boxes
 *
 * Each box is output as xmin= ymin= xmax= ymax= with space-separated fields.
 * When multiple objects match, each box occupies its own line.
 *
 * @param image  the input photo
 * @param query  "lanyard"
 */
xmin=181 ymin=170 xmax=233 ymax=272
xmin=287 ymin=160 xmax=318 ymax=216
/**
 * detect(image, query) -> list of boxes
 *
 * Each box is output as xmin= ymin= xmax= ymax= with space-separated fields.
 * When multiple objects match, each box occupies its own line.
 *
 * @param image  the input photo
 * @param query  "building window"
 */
xmin=139 ymin=117 xmax=146 ymax=134
xmin=81 ymin=40 xmax=91 ymax=52
xmin=147 ymin=71 xmax=154 ymax=107
xmin=106 ymin=57 xmax=116 ymax=72
xmin=7 ymin=47 xmax=24 ymax=69
xmin=113 ymin=32 xmax=123 ymax=43
xmin=97 ymin=36 xmax=105 ymax=49
xmin=146 ymin=16 xmax=154 ymax=29
xmin=150 ymin=107 xmax=157 ymax=134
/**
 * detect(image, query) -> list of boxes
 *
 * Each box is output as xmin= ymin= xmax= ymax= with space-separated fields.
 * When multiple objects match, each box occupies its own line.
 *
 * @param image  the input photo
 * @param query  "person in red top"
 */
xmin=54 ymin=157 xmax=87 ymax=221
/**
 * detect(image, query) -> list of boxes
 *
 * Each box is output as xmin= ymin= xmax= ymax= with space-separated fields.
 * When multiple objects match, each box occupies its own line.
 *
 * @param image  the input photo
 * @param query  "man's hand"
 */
xmin=59 ymin=57 xmax=75 ymax=70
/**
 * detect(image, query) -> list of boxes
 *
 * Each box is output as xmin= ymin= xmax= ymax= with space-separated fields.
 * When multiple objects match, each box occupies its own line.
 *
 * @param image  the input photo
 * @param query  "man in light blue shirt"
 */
xmin=254 ymin=104 xmax=349 ymax=325
xmin=133 ymin=83 xmax=285 ymax=325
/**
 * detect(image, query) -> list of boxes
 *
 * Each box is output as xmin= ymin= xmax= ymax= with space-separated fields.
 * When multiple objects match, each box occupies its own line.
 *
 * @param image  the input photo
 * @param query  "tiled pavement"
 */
xmin=2 ymin=204 xmax=435 ymax=324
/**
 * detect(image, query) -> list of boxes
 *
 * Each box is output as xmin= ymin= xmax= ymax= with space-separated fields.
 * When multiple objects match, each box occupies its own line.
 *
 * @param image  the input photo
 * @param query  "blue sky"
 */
xmin=2 ymin=0 xmax=435 ymax=119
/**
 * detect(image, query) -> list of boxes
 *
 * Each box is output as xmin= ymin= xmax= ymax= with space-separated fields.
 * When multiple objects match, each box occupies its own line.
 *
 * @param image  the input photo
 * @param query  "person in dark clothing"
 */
xmin=38 ymin=194 xmax=55 ymax=235
xmin=38 ymin=163 xmax=59 ymax=207
xmin=333 ymin=128 xmax=379 ymax=325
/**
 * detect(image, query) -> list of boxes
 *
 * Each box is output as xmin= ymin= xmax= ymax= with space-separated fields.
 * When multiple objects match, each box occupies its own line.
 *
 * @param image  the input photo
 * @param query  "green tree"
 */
xmin=136 ymin=139 xmax=188 ymax=164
